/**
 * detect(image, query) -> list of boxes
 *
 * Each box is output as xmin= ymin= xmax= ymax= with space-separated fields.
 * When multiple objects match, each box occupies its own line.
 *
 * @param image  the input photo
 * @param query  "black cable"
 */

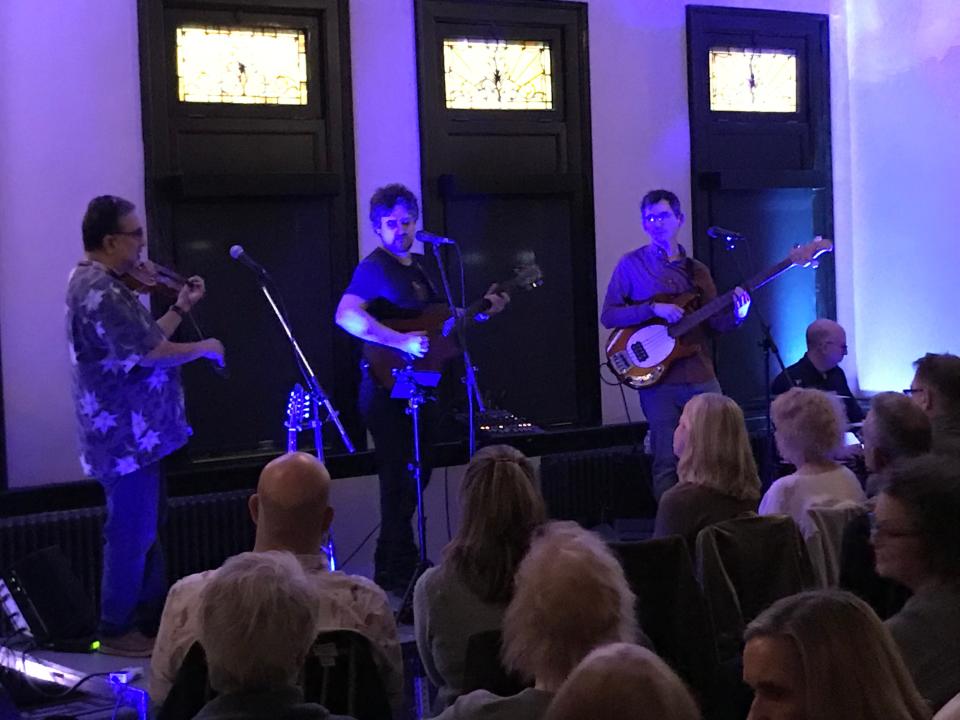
xmin=338 ymin=522 xmax=380 ymax=570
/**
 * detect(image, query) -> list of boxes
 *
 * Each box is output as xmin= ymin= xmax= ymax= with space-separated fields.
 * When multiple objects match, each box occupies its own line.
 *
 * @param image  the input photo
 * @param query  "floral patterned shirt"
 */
xmin=66 ymin=261 xmax=190 ymax=479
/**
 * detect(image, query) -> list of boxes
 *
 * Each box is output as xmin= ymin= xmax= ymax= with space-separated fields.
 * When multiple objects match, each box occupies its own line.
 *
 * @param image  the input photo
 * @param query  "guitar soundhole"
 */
xmin=630 ymin=341 xmax=649 ymax=363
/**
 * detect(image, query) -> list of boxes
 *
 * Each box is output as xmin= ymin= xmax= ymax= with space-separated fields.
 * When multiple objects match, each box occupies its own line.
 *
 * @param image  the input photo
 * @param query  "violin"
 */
xmin=122 ymin=260 xmax=228 ymax=378
xmin=122 ymin=260 xmax=193 ymax=303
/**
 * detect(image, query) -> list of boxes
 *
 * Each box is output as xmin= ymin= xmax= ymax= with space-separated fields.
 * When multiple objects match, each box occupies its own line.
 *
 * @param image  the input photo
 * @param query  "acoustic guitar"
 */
xmin=363 ymin=260 xmax=543 ymax=390
xmin=605 ymin=237 xmax=833 ymax=389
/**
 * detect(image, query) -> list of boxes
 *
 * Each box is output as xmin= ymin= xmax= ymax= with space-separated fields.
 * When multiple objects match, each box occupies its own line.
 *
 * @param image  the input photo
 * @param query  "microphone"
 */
xmin=229 ymin=245 xmax=268 ymax=278
xmin=707 ymin=226 xmax=745 ymax=241
xmin=415 ymin=230 xmax=456 ymax=246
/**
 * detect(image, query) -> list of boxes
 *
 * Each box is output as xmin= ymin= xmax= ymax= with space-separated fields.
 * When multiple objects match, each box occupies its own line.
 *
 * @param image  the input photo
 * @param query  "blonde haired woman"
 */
xmin=434 ymin=521 xmax=644 ymax=720
xmin=653 ymin=393 xmax=760 ymax=551
xmin=760 ymin=387 xmax=865 ymax=524
xmin=414 ymin=444 xmax=546 ymax=712
xmin=743 ymin=590 xmax=930 ymax=720
xmin=544 ymin=643 xmax=700 ymax=720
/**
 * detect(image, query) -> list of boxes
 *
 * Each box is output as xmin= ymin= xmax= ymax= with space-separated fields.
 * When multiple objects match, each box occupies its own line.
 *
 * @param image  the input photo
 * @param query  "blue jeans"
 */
xmin=98 ymin=461 xmax=167 ymax=637
xmin=638 ymin=378 xmax=722 ymax=501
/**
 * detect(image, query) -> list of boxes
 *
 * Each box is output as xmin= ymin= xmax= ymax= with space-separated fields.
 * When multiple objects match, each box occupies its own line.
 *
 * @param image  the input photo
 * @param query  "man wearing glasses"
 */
xmin=601 ymin=189 xmax=750 ymax=500
xmin=906 ymin=352 xmax=960 ymax=456
xmin=772 ymin=318 xmax=863 ymax=424
xmin=66 ymin=195 xmax=225 ymax=656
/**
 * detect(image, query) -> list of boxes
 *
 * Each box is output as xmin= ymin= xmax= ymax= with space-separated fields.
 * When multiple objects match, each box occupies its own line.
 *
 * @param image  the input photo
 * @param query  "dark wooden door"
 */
xmin=138 ymin=0 xmax=359 ymax=464
xmin=415 ymin=0 xmax=599 ymax=429
xmin=686 ymin=6 xmax=835 ymax=412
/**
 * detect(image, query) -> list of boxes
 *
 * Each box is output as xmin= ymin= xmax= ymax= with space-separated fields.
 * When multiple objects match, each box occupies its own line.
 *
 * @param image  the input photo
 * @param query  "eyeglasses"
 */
xmin=823 ymin=340 xmax=848 ymax=352
xmin=903 ymin=387 xmax=926 ymax=397
xmin=868 ymin=512 xmax=920 ymax=540
xmin=643 ymin=211 xmax=677 ymax=224
xmin=112 ymin=227 xmax=144 ymax=239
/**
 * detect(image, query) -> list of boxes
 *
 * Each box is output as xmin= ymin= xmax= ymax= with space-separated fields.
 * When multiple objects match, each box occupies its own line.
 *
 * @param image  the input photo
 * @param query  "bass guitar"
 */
xmin=605 ymin=237 xmax=833 ymax=389
xmin=364 ymin=260 xmax=543 ymax=391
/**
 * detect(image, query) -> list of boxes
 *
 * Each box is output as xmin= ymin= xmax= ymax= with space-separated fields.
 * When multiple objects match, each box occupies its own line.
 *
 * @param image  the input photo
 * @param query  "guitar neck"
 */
xmin=670 ymin=256 xmax=794 ymax=337
xmin=458 ymin=277 xmax=520 ymax=326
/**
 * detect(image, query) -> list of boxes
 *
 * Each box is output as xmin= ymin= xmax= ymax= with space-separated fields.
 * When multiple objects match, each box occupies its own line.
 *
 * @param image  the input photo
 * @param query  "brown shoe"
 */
xmin=98 ymin=630 xmax=155 ymax=657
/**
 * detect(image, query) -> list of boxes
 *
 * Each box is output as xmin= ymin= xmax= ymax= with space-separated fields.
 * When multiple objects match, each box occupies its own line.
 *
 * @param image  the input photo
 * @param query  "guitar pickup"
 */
xmin=630 ymin=341 xmax=649 ymax=363
xmin=610 ymin=352 xmax=632 ymax=373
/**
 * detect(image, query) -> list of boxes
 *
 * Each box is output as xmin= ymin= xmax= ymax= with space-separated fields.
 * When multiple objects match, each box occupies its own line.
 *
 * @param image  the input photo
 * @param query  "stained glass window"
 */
xmin=443 ymin=39 xmax=553 ymax=110
xmin=176 ymin=25 xmax=308 ymax=105
xmin=709 ymin=48 xmax=797 ymax=113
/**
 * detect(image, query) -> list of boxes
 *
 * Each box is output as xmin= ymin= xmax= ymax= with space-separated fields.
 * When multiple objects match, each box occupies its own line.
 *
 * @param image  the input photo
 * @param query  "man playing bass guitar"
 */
xmin=601 ymin=189 xmax=751 ymax=501
xmin=336 ymin=183 xmax=509 ymax=594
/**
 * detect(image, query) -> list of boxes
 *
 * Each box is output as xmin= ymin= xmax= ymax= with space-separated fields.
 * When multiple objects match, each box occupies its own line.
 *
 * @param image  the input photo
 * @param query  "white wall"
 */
xmin=0 ymin=0 xmax=145 ymax=488
xmin=845 ymin=0 xmax=960 ymax=392
xmin=3 ymin=0 xmax=956 ymax=487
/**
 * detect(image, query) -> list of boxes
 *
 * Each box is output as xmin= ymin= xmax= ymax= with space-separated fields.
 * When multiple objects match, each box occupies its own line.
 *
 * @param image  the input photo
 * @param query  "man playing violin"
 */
xmin=336 ymin=183 xmax=508 ymax=594
xmin=601 ymin=189 xmax=751 ymax=501
xmin=66 ymin=195 xmax=224 ymax=656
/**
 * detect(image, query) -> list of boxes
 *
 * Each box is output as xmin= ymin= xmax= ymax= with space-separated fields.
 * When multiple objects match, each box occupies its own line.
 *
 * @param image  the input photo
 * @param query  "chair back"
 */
xmin=156 ymin=641 xmax=211 ymax=720
xmin=610 ymin=536 xmax=719 ymax=701
xmin=462 ymin=629 xmax=527 ymax=698
xmin=803 ymin=502 xmax=866 ymax=587
xmin=157 ymin=630 xmax=389 ymax=720
xmin=304 ymin=629 xmax=391 ymax=720
xmin=695 ymin=514 xmax=815 ymax=659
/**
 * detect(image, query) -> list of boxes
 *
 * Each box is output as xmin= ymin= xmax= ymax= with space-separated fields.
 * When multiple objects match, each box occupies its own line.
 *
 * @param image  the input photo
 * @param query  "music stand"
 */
xmin=391 ymin=366 xmax=441 ymax=626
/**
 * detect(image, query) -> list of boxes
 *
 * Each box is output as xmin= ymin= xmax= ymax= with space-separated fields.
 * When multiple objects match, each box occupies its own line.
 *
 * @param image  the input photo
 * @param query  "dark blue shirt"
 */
xmin=344 ymin=248 xmax=440 ymax=321
xmin=66 ymin=261 xmax=190 ymax=479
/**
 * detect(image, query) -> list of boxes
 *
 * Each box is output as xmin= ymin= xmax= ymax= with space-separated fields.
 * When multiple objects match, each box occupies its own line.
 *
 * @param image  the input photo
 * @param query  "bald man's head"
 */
xmin=250 ymin=452 xmax=334 ymax=555
xmin=806 ymin=319 xmax=847 ymax=372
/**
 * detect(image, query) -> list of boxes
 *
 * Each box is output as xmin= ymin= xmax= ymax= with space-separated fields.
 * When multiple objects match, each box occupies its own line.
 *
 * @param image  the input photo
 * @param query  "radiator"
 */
xmin=538 ymin=445 xmax=656 ymax=527
xmin=164 ymin=489 xmax=255 ymax=580
xmin=0 ymin=489 xmax=255 ymax=610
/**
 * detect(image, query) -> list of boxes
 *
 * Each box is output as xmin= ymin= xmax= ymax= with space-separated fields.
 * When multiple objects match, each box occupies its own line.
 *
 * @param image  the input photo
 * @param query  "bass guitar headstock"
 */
xmin=789 ymin=236 xmax=834 ymax=269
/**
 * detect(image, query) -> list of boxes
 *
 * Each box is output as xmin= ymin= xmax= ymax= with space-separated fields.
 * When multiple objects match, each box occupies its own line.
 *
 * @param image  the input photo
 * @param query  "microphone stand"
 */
xmin=719 ymin=233 xmax=792 ymax=486
xmin=255 ymin=275 xmax=356 ymax=458
xmin=430 ymin=242 xmax=483 ymax=457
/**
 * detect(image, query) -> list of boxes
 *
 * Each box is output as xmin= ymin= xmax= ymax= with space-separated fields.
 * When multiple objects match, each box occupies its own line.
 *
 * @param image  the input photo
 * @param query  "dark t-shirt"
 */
xmin=771 ymin=354 xmax=864 ymax=423
xmin=344 ymin=247 xmax=440 ymax=321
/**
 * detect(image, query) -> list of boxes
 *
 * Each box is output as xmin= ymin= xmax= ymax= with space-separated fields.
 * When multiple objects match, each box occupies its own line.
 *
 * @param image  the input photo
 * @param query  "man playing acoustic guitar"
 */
xmin=601 ymin=189 xmax=750 ymax=500
xmin=336 ymin=183 xmax=509 ymax=594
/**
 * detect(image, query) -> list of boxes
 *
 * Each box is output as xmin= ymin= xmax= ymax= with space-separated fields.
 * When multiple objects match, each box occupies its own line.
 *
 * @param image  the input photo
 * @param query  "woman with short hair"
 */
xmin=743 ymin=589 xmax=929 ymax=720
xmin=760 ymin=387 xmax=865 ymax=524
xmin=653 ymin=392 xmax=760 ymax=551
xmin=433 ymin=521 xmax=643 ymax=720
xmin=414 ymin=445 xmax=546 ymax=712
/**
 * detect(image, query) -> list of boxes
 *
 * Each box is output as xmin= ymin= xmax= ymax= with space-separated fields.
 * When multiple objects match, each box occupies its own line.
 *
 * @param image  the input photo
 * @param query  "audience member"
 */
xmin=433 ymin=521 xmax=644 ymax=720
xmin=908 ymin=353 xmax=960 ymax=456
xmin=760 ymin=387 xmax=865 ymax=524
xmin=543 ymin=643 xmax=700 ymax=720
xmin=414 ymin=445 xmax=546 ymax=712
xmin=771 ymin=318 xmax=863 ymax=423
xmin=838 ymin=393 xmax=926 ymax=616
xmin=193 ymin=551 xmax=355 ymax=720
xmin=743 ymin=589 xmax=930 ymax=720
xmin=150 ymin=453 xmax=402 ymax=709
xmin=654 ymin=393 xmax=760 ymax=552
xmin=862 ymin=392 xmax=932 ymax=496
xmin=873 ymin=455 xmax=960 ymax=712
